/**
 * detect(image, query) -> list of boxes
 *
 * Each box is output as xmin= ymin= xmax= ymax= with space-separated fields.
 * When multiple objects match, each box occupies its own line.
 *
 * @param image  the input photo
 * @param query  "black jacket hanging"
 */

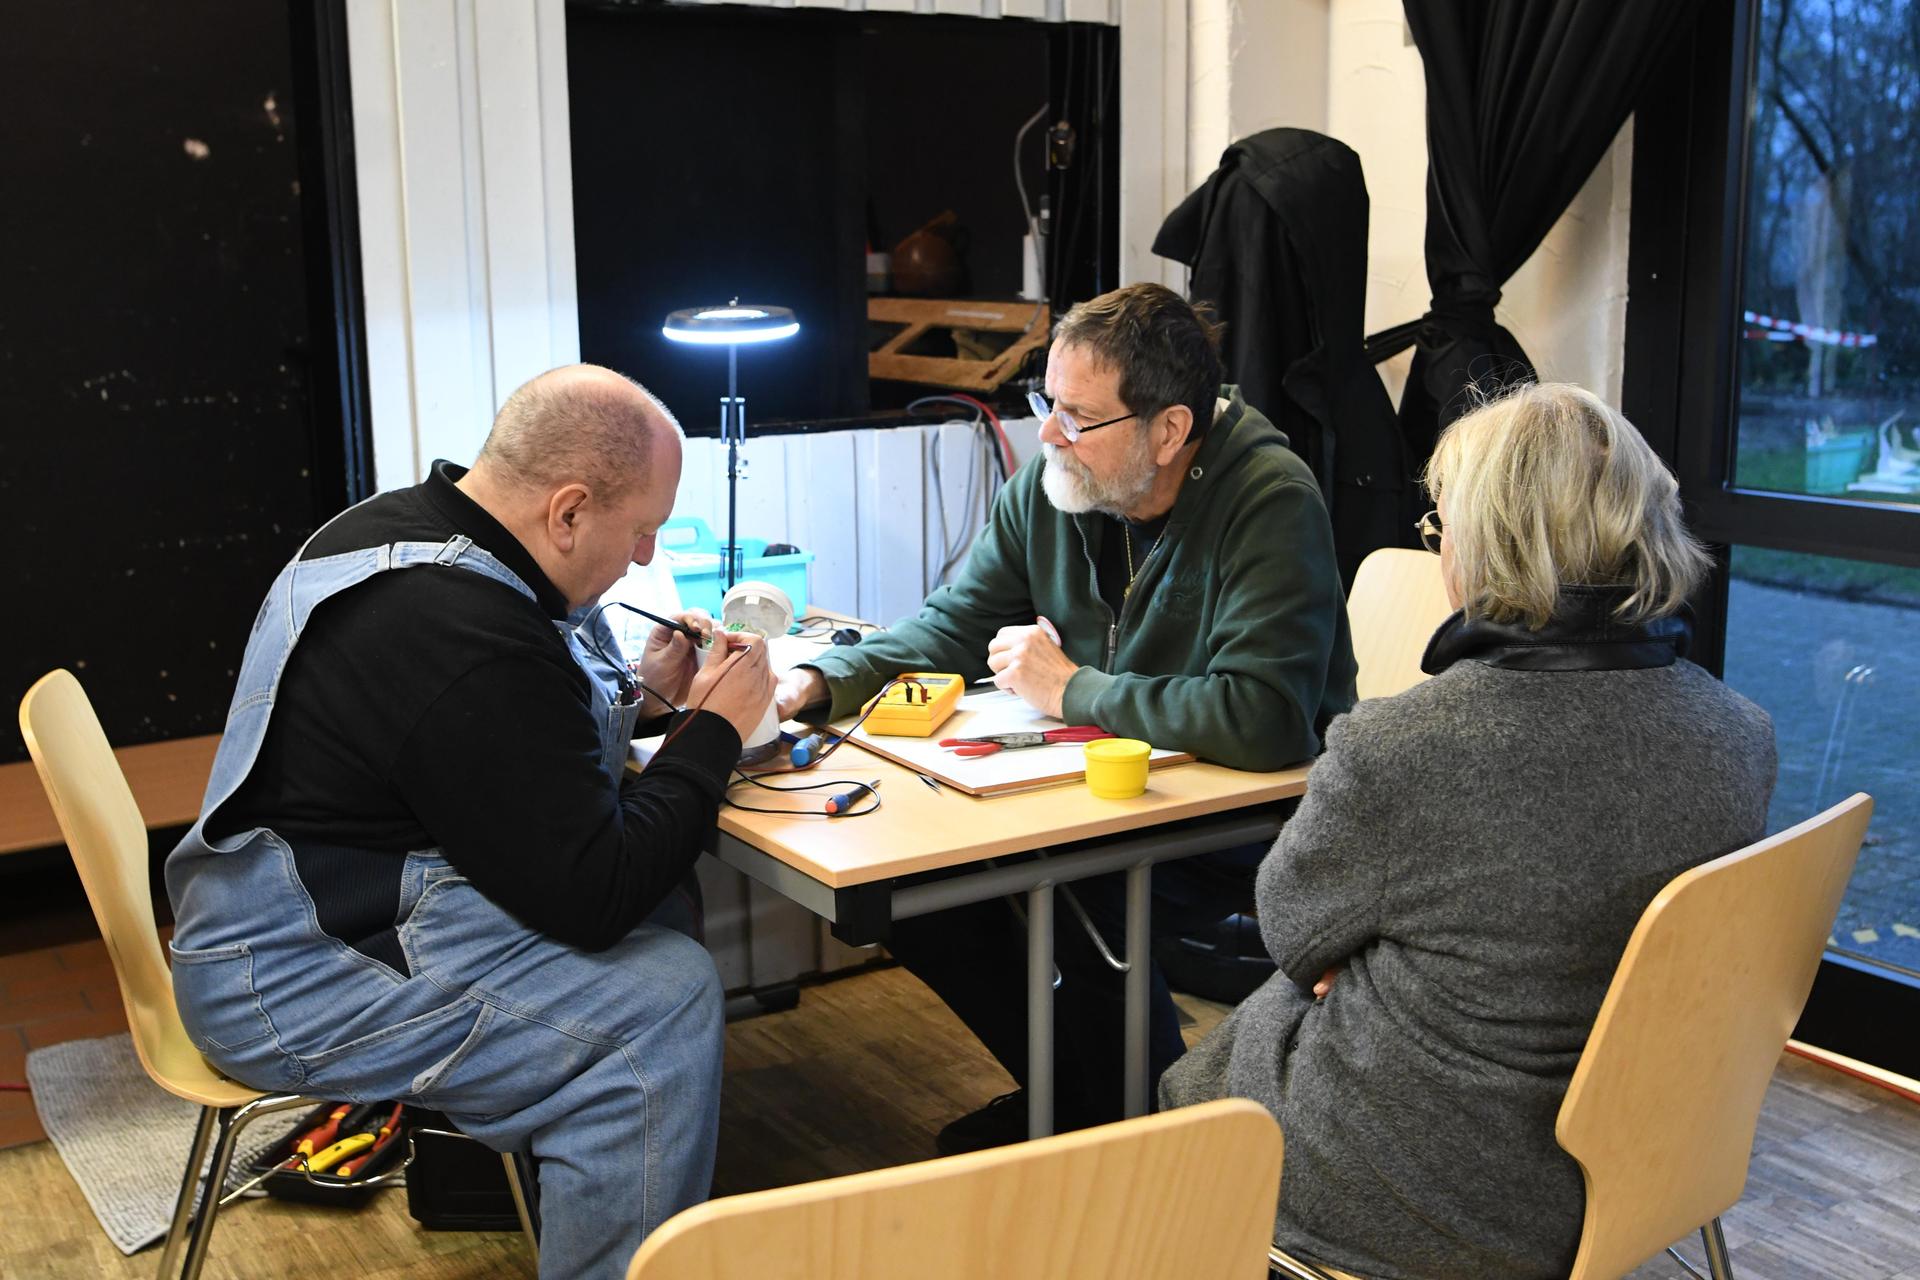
xmin=1153 ymin=128 xmax=1410 ymax=585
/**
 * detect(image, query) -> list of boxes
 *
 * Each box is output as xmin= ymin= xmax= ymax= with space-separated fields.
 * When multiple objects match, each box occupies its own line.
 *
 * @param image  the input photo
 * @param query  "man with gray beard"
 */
xmin=775 ymin=283 xmax=1356 ymax=1150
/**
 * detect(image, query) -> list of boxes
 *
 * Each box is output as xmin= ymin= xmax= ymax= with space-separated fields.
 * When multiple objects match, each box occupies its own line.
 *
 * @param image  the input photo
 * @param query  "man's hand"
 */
xmin=686 ymin=633 xmax=776 ymax=744
xmin=1312 ymin=965 xmax=1343 ymax=999
xmin=776 ymin=666 xmax=831 ymax=722
xmin=985 ymin=615 xmax=1079 ymax=719
xmin=636 ymin=608 xmax=713 ymax=713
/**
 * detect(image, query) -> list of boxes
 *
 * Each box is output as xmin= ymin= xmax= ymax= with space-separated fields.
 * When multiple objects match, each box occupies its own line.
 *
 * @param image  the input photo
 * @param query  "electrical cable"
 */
xmin=735 ymin=673 xmax=907 ymax=778
xmin=910 ymin=393 xmax=1013 ymax=479
xmin=573 ymin=600 xmax=680 ymax=711
xmin=1013 ymin=102 xmax=1049 ymax=337
xmin=718 ymin=671 xmax=924 ymax=817
xmin=941 ymin=419 xmax=986 ymax=586
xmin=657 ymin=636 xmax=764 ymax=754
xmin=1049 ymin=38 xmax=1078 ymax=305
xmin=908 ymin=398 xmax=1004 ymax=592
xmin=793 ymin=614 xmax=879 ymax=642
xmin=925 ymin=415 xmax=989 ymax=591
xmin=927 ymin=417 xmax=955 ymax=592
xmin=724 ymin=769 xmax=882 ymax=818
xmin=1050 ymin=33 xmax=1118 ymax=305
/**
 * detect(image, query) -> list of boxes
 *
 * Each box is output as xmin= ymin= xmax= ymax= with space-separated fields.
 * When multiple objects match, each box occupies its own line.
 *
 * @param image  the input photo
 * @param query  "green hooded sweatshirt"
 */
xmin=804 ymin=386 xmax=1357 ymax=771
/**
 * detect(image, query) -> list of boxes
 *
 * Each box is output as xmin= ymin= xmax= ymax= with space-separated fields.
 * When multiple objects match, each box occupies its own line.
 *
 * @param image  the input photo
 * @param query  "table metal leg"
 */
xmin=1123 ymin=862 xmax=1152 ymax=1117
xmin=1027 ymin=882 xmax=1054 ymax=1139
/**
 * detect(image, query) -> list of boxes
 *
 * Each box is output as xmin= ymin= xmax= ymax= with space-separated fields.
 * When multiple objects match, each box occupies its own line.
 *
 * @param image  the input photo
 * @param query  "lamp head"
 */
xmin=662 ymin=303 xmax=799 ymax=346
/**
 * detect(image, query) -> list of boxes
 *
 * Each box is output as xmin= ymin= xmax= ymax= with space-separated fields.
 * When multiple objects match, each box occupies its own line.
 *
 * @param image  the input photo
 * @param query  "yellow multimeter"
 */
xmin=860 ymin=672 xmax=964 ymax=737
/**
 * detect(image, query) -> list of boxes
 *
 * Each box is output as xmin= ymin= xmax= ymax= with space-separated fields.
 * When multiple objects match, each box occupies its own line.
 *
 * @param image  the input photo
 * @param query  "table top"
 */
xmin=716 ymin=742 xmax=1308 ymax=889
xmin=648 ymin=612 xmax=1310 ymax=889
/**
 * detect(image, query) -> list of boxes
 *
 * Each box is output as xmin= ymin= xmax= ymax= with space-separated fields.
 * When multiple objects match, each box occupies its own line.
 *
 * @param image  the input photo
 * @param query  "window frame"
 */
xmin=1623 ymin=0 xmax=1920 ymax=1076
xmin=1626 ymin=0 xmax=1920 ymax=573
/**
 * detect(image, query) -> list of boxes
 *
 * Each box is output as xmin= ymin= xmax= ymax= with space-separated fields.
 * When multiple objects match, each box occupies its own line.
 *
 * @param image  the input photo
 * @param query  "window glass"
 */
xmin=1734 ymin=0 xmax=1920 ymax=508
xmin=1723 ymin=546 xmax=1920 ymax=976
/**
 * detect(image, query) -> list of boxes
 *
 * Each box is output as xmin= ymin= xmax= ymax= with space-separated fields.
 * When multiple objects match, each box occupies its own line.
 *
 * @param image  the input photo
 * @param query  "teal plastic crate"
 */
xmin=659 ymin=517 xmax=813 ymax=621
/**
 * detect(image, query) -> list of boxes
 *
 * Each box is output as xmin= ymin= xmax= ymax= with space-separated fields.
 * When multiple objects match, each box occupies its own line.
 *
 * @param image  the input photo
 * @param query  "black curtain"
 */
xmin=1371 ymin=0 xmax=1701 ymax=477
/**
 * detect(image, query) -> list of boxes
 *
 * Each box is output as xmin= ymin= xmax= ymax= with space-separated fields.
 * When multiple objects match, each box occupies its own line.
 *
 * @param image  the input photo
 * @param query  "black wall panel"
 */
xmin=569 ymin=5 xmax=870 ymax=430
xmin=0 ymin=1 xmax=340 ymax=762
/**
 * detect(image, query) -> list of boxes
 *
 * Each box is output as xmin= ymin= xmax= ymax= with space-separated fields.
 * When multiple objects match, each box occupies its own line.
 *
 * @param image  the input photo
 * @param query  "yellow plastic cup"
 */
xmin=1084 ymin=738 xmax=1152 ymax=799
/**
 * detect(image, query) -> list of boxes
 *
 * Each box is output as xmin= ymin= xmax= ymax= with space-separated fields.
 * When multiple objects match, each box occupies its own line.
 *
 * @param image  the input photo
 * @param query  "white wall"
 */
xmin=1187 ymin=0 xmax=1329 ymax=190
xmin=347 ymin=0 xmax=580 ymax=487
xmin=1324 ymin=0 xmax=1632 ymax=406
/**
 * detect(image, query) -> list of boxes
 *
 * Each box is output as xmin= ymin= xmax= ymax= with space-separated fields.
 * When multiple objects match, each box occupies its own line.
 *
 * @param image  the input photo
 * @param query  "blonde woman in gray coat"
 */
xmin=1161 ymin=383 xmax=1777 ymax=1280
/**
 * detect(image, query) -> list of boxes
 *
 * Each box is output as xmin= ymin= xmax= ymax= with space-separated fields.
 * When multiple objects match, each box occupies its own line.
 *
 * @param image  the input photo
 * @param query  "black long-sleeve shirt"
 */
xmin=215 ymin=461 xmax=739 ymax=964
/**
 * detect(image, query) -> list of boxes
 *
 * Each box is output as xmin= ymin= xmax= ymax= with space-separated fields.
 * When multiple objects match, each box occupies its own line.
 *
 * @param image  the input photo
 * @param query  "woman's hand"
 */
xmin=1312 ymin=965 xmax=1343 ymax=999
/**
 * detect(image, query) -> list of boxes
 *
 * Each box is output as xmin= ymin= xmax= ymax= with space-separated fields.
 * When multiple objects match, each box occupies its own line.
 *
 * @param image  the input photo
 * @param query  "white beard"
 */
xmin=1041 ymin=446 xmax=1097 ymax=513
xmin=1041 ymin=439 xmax=1157 ymax=519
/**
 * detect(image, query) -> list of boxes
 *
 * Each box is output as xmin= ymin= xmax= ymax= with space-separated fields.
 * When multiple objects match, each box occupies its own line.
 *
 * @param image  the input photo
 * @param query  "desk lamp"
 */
xmin=661 ymin=302 xmax=800 ymax=590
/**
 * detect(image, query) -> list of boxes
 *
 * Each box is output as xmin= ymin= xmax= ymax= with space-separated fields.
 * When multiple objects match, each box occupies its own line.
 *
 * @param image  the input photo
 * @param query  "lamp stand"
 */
xmin=720 ymin=342 xmax=745 ymax=591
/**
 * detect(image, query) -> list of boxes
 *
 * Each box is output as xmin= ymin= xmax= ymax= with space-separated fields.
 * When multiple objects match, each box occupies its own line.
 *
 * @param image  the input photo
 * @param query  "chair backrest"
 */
xmin=18 ymin=669 xmax=215 ymax=1100
xmin=1345 ymin=548 xmax=1453 ymax=701
xmin=1556 ymin=793 xmax=1874 ymax=1280
xmin=626 ymin=1099 xmax=1284 ymax=1280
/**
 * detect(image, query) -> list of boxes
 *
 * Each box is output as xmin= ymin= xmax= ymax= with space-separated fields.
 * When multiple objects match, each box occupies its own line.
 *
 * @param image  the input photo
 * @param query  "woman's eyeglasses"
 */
xmin=1416 ymin=509 xmax=1444 ymax=554
xmin=1026 ymin=390 xmax=1137 ymax=443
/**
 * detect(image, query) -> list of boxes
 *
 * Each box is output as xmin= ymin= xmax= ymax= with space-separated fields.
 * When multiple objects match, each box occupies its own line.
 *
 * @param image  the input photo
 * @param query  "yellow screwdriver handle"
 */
xmin=307 ymin=1132 xmax=377 ymax=1173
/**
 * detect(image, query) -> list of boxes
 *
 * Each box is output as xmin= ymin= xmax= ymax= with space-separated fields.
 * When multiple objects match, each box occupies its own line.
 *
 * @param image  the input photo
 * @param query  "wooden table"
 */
xmin=704 ymin=685 xmax=1309 ymax=1135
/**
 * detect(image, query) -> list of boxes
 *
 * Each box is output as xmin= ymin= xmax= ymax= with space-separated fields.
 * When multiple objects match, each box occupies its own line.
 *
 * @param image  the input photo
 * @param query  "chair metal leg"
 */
xmin=502 ymin=1150 xmax=540 ymax=1263
xmin=156 ymin=1106 xmax=221 ymax=1280
xmin=173 ymin=1106 xmax=241 ymax=1280
xmin=1702 ymin=1217 xmax=1736 ymax=1280
xmin=1664 ymin=1245 xmax=1710 ymax=1280
xmin=1026 ymin=882 xmax=1055 ymax=1140
xmin=1266 ymin=1244 xmax=1341 ymax=1280
xmin=170 ymin=1094 xmax=313 ymax=1280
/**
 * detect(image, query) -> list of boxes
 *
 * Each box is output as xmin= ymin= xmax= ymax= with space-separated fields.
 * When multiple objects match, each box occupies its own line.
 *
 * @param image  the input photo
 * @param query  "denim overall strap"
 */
xmin=176 ymin=533 xmax=546 ymax=861
xmin=565 ymin=604 xmax=644 ymax=777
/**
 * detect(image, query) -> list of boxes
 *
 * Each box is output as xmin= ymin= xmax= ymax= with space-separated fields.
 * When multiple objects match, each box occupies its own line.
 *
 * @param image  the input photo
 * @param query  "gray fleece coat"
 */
xmin=1161 ymin=645 xmax=1776 ymax=1279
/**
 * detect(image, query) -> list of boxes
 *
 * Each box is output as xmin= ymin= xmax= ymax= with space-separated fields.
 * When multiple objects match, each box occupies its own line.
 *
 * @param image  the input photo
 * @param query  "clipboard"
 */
xmin=845 ymin=689 xmax=1193 ymax=797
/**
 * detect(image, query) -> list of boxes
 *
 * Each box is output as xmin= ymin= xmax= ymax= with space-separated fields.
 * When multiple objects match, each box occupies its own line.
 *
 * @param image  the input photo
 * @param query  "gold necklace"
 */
xmin=1123 ymin=525 xmax=1163 ymax=600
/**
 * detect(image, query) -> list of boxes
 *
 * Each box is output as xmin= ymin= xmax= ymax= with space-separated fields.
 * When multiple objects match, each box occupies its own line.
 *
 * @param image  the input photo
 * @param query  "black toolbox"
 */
xmin=247 ymin=1101 xmax=408 ymax=1207
xmin=403 ymin=1108 xmax=528 ymax=1232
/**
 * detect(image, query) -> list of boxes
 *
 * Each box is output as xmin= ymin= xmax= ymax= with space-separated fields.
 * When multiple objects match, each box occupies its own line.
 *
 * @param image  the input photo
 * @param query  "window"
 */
xmin=1626 ymin=0 xmax=1920 ymax=1072
xmin=1722 ymin=547 xmax=1920 ymax=978
xmin=1732 ymin=0 xmax=1920 ymax=509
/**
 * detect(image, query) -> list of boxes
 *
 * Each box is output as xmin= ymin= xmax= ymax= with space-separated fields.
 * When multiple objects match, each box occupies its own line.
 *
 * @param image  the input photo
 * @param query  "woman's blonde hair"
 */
xmin=1423 ymin=382 xmax=1710 ymax=629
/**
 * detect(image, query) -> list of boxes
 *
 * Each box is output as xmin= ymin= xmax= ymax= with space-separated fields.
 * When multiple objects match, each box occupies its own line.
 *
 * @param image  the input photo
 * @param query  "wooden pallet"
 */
xmin=868 ymin=297 xmax=1049 ymax=393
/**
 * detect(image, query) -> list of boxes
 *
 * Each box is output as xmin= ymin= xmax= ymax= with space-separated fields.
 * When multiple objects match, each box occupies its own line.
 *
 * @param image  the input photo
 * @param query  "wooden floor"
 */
xmin=1 ymin=964 xmax=1916 ymax=1279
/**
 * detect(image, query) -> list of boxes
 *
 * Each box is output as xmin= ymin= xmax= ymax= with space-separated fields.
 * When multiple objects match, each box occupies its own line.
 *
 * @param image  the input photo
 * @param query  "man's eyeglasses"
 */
xmin=1416 ymin=509 xmax=1444 ymax=554
xmin=1026 ymin=390 xmax=1137 ymax=442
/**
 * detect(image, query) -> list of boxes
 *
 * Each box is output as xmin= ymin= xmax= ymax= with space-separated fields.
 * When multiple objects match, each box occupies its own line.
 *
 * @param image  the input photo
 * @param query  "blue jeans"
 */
xmin=170 ymin=838 xmax=721 ymax=1280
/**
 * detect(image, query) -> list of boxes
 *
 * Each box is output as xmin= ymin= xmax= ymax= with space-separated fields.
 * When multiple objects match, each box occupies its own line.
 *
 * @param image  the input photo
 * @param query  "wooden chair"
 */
xmin=1344 ymin=548 xmax=1454 ymax=701
xmin=1267 ymin=793 xmax=1874 ymax=1280
xmin=18 ymin=670 xmax=537 ymax=1279
xmin=626 ymin=1098 xmax=1283 ymax=1280
xmin=1556 ymin=792 xmax=1872 ymax=1279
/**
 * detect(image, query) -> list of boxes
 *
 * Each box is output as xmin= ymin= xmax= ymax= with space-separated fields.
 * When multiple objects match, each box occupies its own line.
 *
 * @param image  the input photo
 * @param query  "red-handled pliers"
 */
xmin=939 ymin=726 xmax=1114 ymax=756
